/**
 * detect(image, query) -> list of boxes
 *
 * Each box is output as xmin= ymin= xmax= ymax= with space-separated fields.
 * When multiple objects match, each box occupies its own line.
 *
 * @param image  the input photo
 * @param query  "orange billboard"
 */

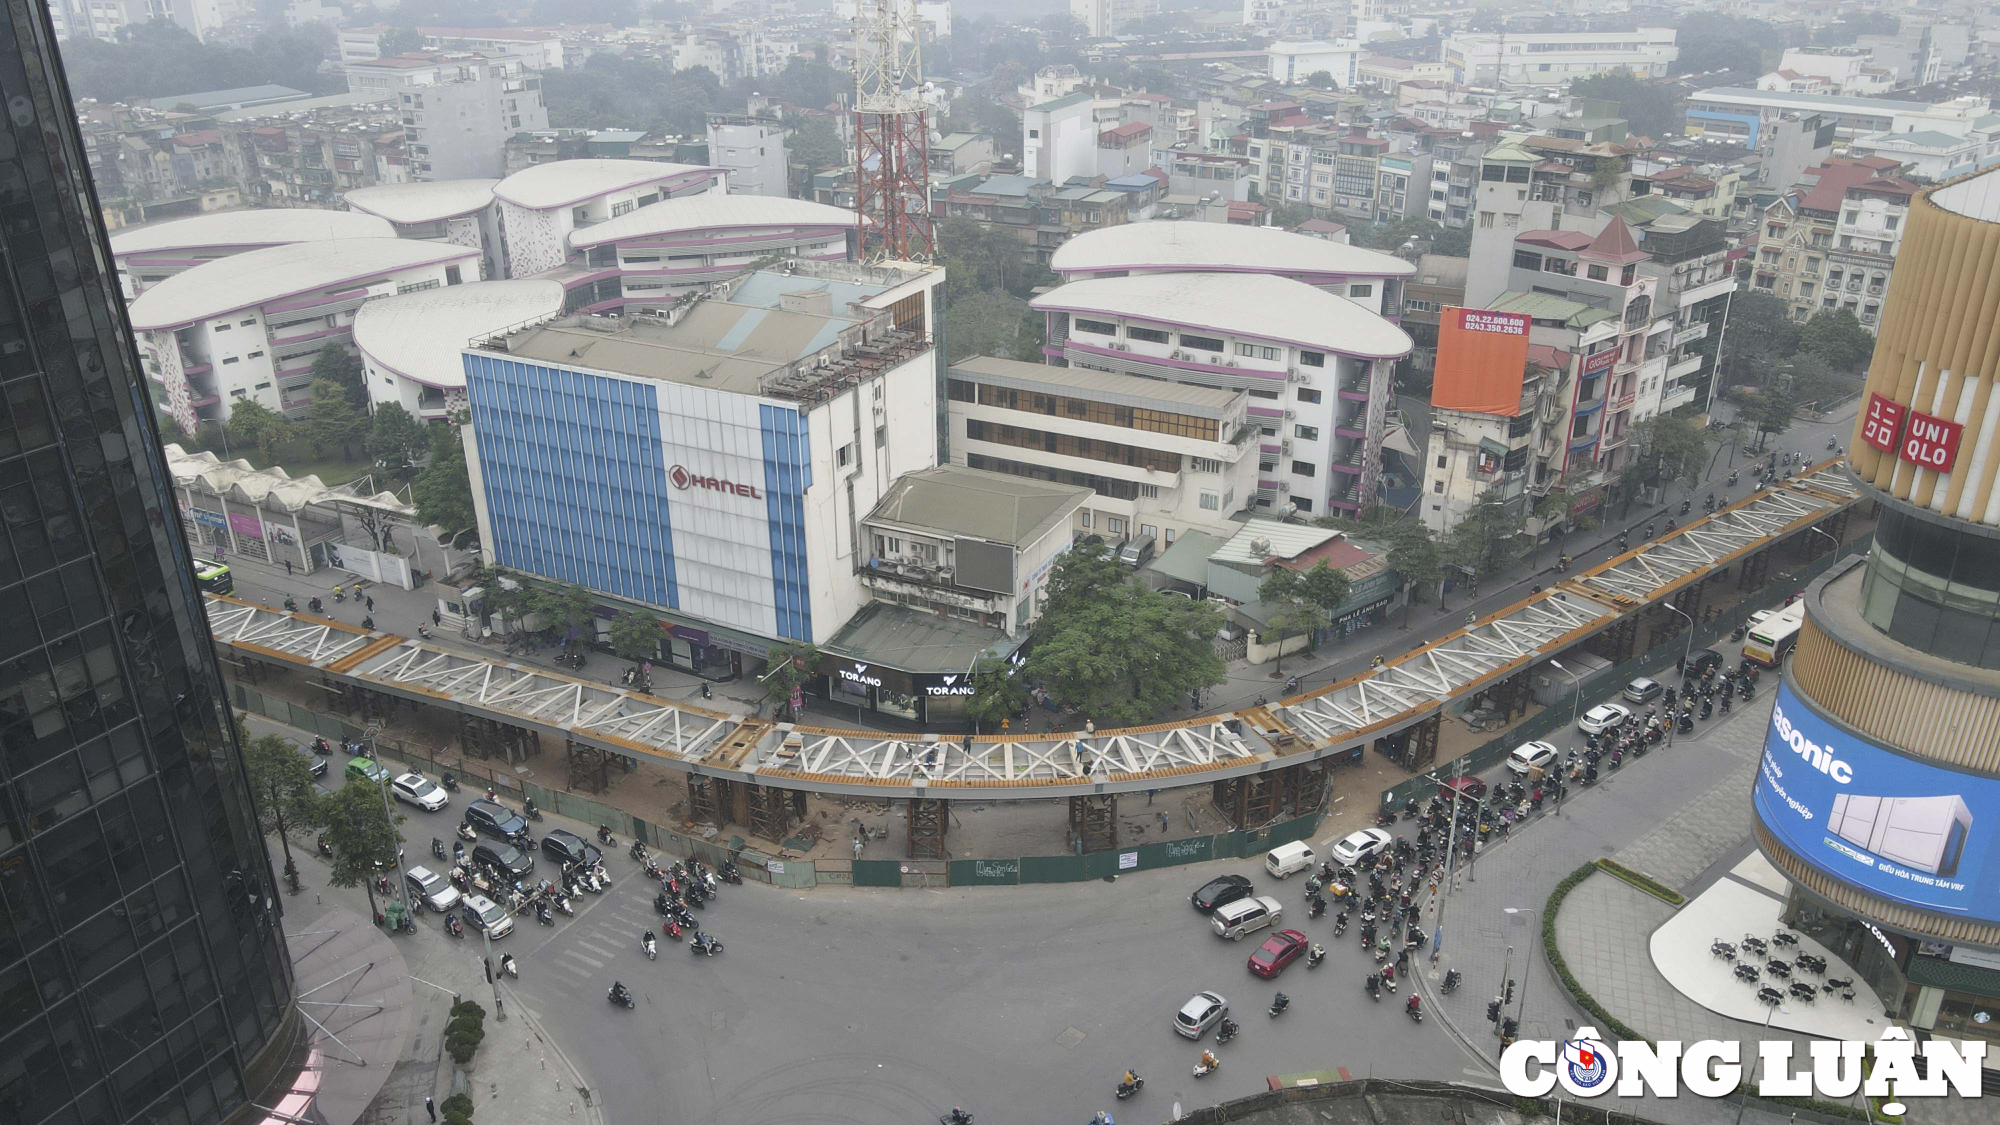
xmin=1432 ymin=306 xmax=1532 ymax=417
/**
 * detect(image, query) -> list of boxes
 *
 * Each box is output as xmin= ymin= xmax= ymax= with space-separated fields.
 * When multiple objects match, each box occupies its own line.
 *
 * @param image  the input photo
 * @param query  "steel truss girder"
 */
xmin=1279 ymin=590 xmax=1611 ymax=742
xmin=350 ymin=643 xmax=730 ymax=761
xmin=206 ymin=602 xmax=374 ymax=665
xmin=780 ymin=720 xmax=1260 ymax=785
xmin=1578 ymin=474 xmax=1853 ymax=602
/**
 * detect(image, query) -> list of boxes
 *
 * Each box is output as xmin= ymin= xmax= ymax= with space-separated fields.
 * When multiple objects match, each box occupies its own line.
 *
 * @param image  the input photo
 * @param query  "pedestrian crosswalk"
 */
xmin=537 ymin=886 xmax=660 ymax=985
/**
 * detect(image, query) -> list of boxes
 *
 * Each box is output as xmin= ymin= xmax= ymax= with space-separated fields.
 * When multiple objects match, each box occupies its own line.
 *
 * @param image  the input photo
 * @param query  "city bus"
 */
xmin=1742 ymin=602 xmax=1804 ymax=668
xmin=194 ymin=562 xmax=234 ymax=596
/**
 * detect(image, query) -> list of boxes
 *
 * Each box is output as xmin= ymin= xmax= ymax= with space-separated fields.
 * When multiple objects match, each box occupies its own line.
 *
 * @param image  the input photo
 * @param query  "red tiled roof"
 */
xmin=1099 ymin=122 xmax=1152 ymax=141
xmin=1276 ymin=537 xmax=1373 ymax=572
xmin=1517 ymin=229 xmax=1592 ymax=251
xmin=1583 ymin=216 xmax=1646 ymax=263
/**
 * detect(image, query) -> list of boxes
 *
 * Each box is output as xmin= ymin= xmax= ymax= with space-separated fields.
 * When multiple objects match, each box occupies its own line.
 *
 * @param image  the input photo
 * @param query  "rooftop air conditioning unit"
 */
xmin=1281 ymin=439 xmax=1294 ymax=453
xmin=1284 ymin=409 xmax=1295 ymax=419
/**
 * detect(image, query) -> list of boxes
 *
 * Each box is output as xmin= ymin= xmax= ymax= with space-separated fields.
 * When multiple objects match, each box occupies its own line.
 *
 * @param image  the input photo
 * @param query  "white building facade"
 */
xmin=1444 ymin=29 xmax=1677 ymax=91
xmin=109 ymin=209 xmax=393 ymax=299
xmin=352 ymin=278 xmax=564 ymax=422
xmin=491 ymin=159 xmax=725 ymax=281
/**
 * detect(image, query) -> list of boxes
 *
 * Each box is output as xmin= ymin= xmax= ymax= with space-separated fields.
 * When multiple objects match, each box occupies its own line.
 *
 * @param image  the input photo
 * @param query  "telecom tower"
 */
xmin=852 ymin=0 xmax=934 ymax=261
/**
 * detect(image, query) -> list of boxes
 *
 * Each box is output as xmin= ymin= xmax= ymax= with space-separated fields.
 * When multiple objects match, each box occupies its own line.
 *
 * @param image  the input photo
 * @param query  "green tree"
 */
xmin=1620 ymin=413 xmax=1713 ymax=506
xmin=303 ymin=378 xmax=367 ymax=460
xmin=225 ymin=399 xmax=290 ymax=462
xmin=606 ymin=610 xmax=662 ymax=666
xmin=963 ymin=653 xmax=1029 ymax=732
xmin=1037 ymin=539 xmax=1131 ymax=622
xmin=1431 ymin=226 xmax=1471 ymax=257
xmin=1304 ymin=70 xmax=1336 ymax=88
xmin=1265 ymin=200 xmax=1315 ymax=230
xmin=1796 ymin=307 xmax=1875 ymax=372
xmin=788 ymin=116 xmax=844 ymax=170
xmin=379 ymin=27 xmax=426 ymax=54
xmin=1447 ymin=488 xmax=1532 ymax=578
xmin=1024 ymin=577 xmax=1225 ymax=727
xmin=1719 ymin=290 xmax=1798 ymax=385
xmin=762 ymin=641 xmax=820 ymax=720
xmin=542 ymin=55 xmax=722 ymax=136
xmin=62 ymin=21 xmax=343 ymax=102
xmin=1672 ymin=12 xmax=1778 ymax=76
xmin=1782 ymin=349 xmax=1856 ymax=410
xmin=944 ymin=289 xmax=1038 ymax=362
xmin=412 ymin=425 xmax=476 ymax=534
xmin=309 ymin=343 xmax=367 ymax=402
xmin=551 ymin=583 xmax=597 ymax=642
xmin=1749 ymin=386 xmax=1799 ymax=449
xmin=365 ymin=403 xmax=431 ymax=478
xmin=1350 ymin=216 xmax=1447 ymax=253
xmin=239 ymin=719 xmax=324 ymax=880
xmin=319 ymin=781 xmax=404 ymax=921
xmin=1257 ymin=566 xmax=1327 ymax=675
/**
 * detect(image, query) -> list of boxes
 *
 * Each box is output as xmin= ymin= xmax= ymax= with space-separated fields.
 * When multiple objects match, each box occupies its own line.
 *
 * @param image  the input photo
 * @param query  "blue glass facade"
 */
xmin=466 ymin=354 xmax=680 ymax=609
xmin=759 ymin=405 xmax=813 ymax=641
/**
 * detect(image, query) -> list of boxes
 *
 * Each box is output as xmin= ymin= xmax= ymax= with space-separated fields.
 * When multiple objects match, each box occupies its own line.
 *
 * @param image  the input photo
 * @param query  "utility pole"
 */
xmin=1430 ymin=755 xmax=1466 ymax=961
xmin=367 ymin=723 xmax=413 ymax=927
xmin=482 ymin=920 xmax=507 ymax=1022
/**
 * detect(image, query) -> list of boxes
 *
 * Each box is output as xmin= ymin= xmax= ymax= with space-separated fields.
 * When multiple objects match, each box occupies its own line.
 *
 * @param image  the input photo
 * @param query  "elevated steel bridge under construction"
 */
xmin=207 ymin=462 xmax=1863 ymax=856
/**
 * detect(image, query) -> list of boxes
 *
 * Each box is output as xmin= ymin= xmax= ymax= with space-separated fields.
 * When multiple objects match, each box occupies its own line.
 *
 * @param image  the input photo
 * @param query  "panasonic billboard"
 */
xmin=1755 ymin=682 xmax=2000 ymax=925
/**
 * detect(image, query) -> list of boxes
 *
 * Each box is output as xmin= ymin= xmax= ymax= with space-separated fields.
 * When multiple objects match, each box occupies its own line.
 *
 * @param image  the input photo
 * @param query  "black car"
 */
xmin=471 ymin=840 xmax=535 ymax=880
xmin=541 ymin=829 xmax=604 ymax=870
xmin=463 ymin=799 xmax=530 ymax=843
xmin=1191 ymin=874 xmax=1255 ymax=914
xmin=1688 ymin=648 xmax=1726 ymax=675
xmin=296 ymin=741 xmax=327 ymax=780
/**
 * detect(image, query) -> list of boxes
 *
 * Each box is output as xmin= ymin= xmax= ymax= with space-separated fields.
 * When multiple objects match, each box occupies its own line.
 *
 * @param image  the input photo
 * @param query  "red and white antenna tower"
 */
xmin=852 ymin=0 xmax=934 ymax=261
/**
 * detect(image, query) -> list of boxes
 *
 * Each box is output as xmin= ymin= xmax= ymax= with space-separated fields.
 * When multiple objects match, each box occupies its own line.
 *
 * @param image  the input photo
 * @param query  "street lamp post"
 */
xmin=1733 ymin=1000 xmax=1789 ymax=1125
xmin=1809 ymin=523 xmax=1839 ymax=559
xmin=1547 ymin=661 xmax=1581 ymax=816
xmin=1660 ymin=603 xmax=1694 ymax=748
xmin=366 ymin=723 xmax=412 ymax=925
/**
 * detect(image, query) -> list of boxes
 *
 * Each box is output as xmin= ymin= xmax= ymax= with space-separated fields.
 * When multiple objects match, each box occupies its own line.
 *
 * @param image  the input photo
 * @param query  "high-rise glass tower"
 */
xmin=0 ymin=5 xmax=296 ymax=1124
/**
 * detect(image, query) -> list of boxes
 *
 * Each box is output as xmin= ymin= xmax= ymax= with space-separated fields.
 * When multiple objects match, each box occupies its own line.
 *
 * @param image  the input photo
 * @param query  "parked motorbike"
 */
xmin=500 ymin=954 xmax=517 ymax=979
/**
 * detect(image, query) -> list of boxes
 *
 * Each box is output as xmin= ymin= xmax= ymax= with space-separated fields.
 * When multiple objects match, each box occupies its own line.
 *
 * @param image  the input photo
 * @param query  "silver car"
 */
xmin=1174 ymin=991 xmax=1228 ymax=1038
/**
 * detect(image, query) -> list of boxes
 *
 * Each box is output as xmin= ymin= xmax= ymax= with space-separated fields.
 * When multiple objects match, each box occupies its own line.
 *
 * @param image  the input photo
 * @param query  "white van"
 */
xmin=1211 ymin=895 xmax=1283 ymax=940
xmin=1264 ymin=840 xmax=1318 ymax=879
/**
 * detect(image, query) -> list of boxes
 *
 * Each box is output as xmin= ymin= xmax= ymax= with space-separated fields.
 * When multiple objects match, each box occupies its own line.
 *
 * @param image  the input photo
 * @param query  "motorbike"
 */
xmin=1215 ymin=1019 xmax=1239 ymax=1044
xmin=1364 ymin=974 xmax=1381 ymax=1002
xmin=445 ymin=914 xmax=464 ymax=939
xmin=630 ymin=840 xmax=648 ymax=862
xmin=643 ymin=934 xmax=658 ymax=961
xmin=1308 ymin=895 xmax=1326 ymax=920
xmin=941 ymin=1111 xmax=973 ymax=1125
xmin=554 ymin=895 xmax=575 ymax=918
xmin=1115 ymin=1076 xmax=1144 ymax=1099
xmin=1192 ymin=1056 xmax=1219 ymax=1079
xmin=316 ymin=836 xmax=333 ymax=859
xmin=1267 ymin=992 xmax=1290 ymax=1018
xmin=311 ymin=736 xmax=333 ymax=756
xmin=664 ymin=916 xmax=683 ymax=940
xmin=1306 ymin=944 xmax=1326 ymax=970
xmin=718 ymin=860 xmax=743 ymax=885
xmin=597 ymin=826 xmax=616 ymax=846
xmin=1680 ymin=500 xmax=1691 ymax=516
xmin=523 ymin=799 xmax=543 ymax=822
xmin=1406 ymin=1000 xmax=1424 ymax=1024
xmin=439 ymin=773 xmax=459 ymax=792
xmin=1441 ymin=968 xmax=1461 ymax=993
xmin=456 ymin=823 xmax=478 ymax=842
xmin=643 ymin=857 xmax=667 ymax=880
xmin=536 ymin=902 xmax=554 ymax=926
xmin=500 ymin=954 xmax=517 ymax=979
xmin=432 ymin=838 xmax=447 ymax=860
xmin=308 ymin=597 xmax=324 ymax=614
xmin=1332 ymin=912 xmax=1348 ymax=938
xmin=690 ymin=933 xmax=724 ymax=957
xmin=608 ymin=985 xmax=635 ymax=1010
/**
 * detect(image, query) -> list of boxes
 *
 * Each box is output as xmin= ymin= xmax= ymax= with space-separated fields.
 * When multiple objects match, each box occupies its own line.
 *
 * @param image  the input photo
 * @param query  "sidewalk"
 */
xmin=269 ymin=722 xmax=607 ymax=1125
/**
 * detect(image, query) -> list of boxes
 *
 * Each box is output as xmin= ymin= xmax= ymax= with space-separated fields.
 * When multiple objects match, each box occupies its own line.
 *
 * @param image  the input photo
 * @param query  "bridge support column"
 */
xmin=1401 ymin=713 xmax=1439 ymax=772
xmin=1587 ymin=618 xmax=1638 ymax=664
xmin=687 ymin=776 xmax=720 ymax=824
xmin=1738 ymin=548 xmax=1771 ymax=592
xmin=908 ymin=797 xmax=948 ymax=860
xmin=564 ymin=737 xmax=612 ymax=794
xmin=1287 ymin=761 xmax=1331 ymax=817
xmin=1068 ymin=794 xmax=1118 ymax=852
xmin=1212 ymin=772 xmax=1285 ymax=832
xmin=746 ymin=784 xmax=798 ymax=842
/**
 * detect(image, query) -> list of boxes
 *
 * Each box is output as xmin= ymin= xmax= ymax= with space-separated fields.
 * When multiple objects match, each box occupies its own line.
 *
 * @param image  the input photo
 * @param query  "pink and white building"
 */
xmin=109 ymin=210 xmax=394 ymax=299
xmin=565 ymin=194 xmax=857 ymax=313
xmin=353 ymin=279 xmax=564 ymax=422
xmin=490 ymin=159 xmax=724 ymax=300
xmin=129 ymin=238 xmax=479 ymax=433
xmin=345 ymin=178 xmax=504 ymax=281
xmin=1031 ymin=270 xmax=1411 ymax=517
xmin=1048 ymin=221 xmax=1417 ymax=319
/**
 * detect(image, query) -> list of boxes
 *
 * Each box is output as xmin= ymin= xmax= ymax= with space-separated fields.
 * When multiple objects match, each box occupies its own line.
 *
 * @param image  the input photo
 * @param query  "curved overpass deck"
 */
xmin=204 ymin=463 xmax=1861 ymax=801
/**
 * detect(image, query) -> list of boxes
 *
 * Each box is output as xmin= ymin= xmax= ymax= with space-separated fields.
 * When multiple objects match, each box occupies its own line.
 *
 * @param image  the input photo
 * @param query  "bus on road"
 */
xmin=194 ymin=562 xmax=233 ymax=596
xmin=1742 ymin=602 xmax=1804 ymax=668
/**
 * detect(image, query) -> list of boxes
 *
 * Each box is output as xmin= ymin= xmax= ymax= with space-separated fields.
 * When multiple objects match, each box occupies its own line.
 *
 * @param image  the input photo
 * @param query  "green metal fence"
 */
xmin=1377 ymin=540 xmax=1866 ymax=811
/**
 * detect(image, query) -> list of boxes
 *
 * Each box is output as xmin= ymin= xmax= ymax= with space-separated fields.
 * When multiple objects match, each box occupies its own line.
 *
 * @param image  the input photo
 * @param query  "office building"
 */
xmin=1685 ymin=87 xmax=1990 ymax=144
xmin=1070 ymin=0 xmax=1159 ymax=36
xmin=129 ymin=238 xmax=480 ymax=430
xmin=464 ymin=259 xmax=942 ymax=665
xmin=1032 ymin=270 xmax=1412 ymax=517
xmin=706 ymin=115 xmax=789 ymax=199
xmin=108 ymin=209 xmax=393 ymax=299
xmin=946 ymin=355 xmax=1259 ymax=546
xmin=0 ymin=4 xmax=297 ymax=1122
xmin=352 ymin=54 xmax=550 ymax=181
xmin=1761 ymin=164 xmax=2000 ymax=1059
xmin=1442 ymin=29 xmax=1677 ymax=91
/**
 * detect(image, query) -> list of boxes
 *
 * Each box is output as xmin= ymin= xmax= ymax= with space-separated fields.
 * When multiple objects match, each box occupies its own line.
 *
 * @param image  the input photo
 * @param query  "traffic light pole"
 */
xmin=1494 ymin=942 xmax=1512 ymax=1047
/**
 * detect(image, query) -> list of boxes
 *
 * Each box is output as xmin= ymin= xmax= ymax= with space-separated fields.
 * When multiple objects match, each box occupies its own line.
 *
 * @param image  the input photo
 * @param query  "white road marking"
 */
xmin=561 ymin=949 xmax=606 ymax=969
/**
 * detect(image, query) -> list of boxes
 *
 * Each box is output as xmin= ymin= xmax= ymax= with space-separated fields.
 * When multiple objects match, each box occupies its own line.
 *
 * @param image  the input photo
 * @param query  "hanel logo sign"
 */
xmin=1502 ymin=1027 xmax=1985 ymax=1112
xmin=669 ymin=464 xmax=763 ymax=499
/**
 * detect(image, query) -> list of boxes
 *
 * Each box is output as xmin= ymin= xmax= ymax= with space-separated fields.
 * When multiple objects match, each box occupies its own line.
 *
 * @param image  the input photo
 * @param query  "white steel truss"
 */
xmin=1279 ymin=589 xmax=1612 ymax=743
xmin=1578 ymin=472 xmax=1858 ymax=603
xmin=205 ymin=601 xmax=376 ymax=665
xmin=764 ymin=720 xmax=1262 ymax=785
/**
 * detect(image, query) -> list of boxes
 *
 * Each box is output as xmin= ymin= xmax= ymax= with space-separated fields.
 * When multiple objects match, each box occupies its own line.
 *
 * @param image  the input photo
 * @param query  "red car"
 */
xmin=1440 ymin=776 xmax=1488 ymax=805
xmin=1248 ymin=928 xmax=1309 ymax=978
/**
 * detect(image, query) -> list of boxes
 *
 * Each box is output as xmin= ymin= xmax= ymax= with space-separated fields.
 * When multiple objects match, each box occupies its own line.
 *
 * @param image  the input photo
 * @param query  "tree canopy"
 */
xmin=1620 ymin=413 xmax=1713 ymax=497
xmin=542 ymin=56 xmax=725 ymax=137
xmin=606 ymin=610 xmax=663 ymax=664
xmin=310 ymin=344 xmax=366 ymax=402
xmin=963 ymin=654 xmax=1029 ymax=732
xmin=226 ymin=399 xmax=290 ymax=462
xmin=320 ymin=781 xmax=404 ymax=918
xmin=788 ymin=116 xmax=844 ymax=171
xmin=1568 ymin=72 xmax=1679 ymax=141
xmin=303 ymin=378 xmax=367 ymax=460
xmin=1446 ymin=488 xmax=1532 ymax=577
xmin=1672 ymin=12 xmax=1779 ymax=77
xmin=366 ymin=403 xmax=431 ymax=479
xmin=1796 ymin=308 xmax=1874 ymax=373
xmin=240 ymin=720 xmax=323 ymax=875
xmin=412 ymin=422 xmax=476 ymax=535
xmin=1257 ymin=562 xmax=1351 ymax=673
xmin=1025 ymin=544 xmax=1225 ymax=725
xmin=62 ymin=21 xmax=341 ymax=103
xmin=1719 ymin=290 xmax=1798 ymax=385
xmin=945 ymin=289 xmax=1040 ymax=363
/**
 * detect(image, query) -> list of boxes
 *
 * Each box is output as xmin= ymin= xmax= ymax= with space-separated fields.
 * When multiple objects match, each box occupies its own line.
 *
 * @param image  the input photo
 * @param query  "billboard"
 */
xmin=1432 ymin=307 xmax=1531 ymax=416
xmin=1754 ymin=683 xmax=2000 ymax=925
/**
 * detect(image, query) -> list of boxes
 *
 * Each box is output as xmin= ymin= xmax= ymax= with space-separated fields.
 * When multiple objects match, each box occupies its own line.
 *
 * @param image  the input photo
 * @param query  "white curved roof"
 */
xmin=570 ymin=194 xmax=856 ymax=249
xmin=492 ymin=159 xmax=722 ymax=210
xmin=1032 ymin=273 xmax=1413 ymax=360
xmin=163 ymin=444 xmax=413 ymax=515
xmin=109 ymin=210 xmax=393 ymax=257
xmin=1051 ymin=222 xmax=1417 ymax=279
xmin=345 ymin=179 xmax=499 ymax=225
xmin=129 ymin=238 xmax=480 ymax=331
xmin=353 ymin=279 xmax=565 ymax=390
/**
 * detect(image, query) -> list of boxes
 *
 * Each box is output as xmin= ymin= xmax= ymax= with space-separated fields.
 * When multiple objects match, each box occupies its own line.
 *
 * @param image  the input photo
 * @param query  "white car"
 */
xmin=1577 ymin=703 xmax=1632 ymax=735
xmin=1329 ymin=827 xmax=1393 ymax=867
xmin=1174 ymin=991 xmax=1229 ymax=1039
xmin=1506 ymin=740 xmax=1560 ymax=775
xmin=391 ymin=772 xmax=449 ymax=811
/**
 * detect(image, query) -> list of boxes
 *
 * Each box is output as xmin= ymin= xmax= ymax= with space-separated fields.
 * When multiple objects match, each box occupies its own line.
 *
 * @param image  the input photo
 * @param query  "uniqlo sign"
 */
xmin=1899 ymin=410 xmax=1964 ymax=472
xmin=1860 ymin=393 xmax=1904 ymax=453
